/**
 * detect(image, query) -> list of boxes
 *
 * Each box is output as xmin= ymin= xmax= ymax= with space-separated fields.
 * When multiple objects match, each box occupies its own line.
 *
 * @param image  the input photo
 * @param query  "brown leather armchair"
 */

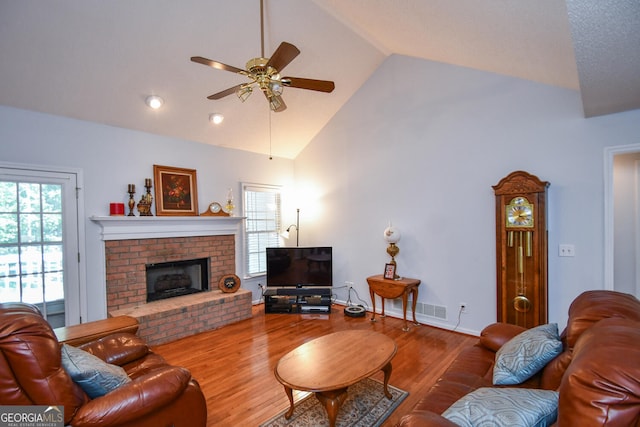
xmin=0 ymin=302 xmax=207 ymax=426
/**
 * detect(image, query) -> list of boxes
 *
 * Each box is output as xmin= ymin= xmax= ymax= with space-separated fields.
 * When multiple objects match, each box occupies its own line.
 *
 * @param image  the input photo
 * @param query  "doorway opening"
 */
xmin=604 ymin=144 xmax=640 ymax=298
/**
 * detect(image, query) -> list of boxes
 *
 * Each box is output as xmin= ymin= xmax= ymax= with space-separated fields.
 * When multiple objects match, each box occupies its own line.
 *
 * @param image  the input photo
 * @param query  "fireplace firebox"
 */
xmin=146 ymin=258 xmax=209 ymax=302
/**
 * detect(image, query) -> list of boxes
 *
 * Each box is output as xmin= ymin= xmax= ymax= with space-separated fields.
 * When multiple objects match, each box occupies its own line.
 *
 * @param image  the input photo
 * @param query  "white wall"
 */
xmin=295 ymin=55 xmax=640 ymax=335
xmin=0 ymin=105 xmax=294 ymax=321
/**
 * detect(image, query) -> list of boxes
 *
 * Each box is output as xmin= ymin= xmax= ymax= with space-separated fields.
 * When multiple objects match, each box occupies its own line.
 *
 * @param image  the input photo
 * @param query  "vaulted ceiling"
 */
xmin=0 ymin=1 xmax=638 ymax=159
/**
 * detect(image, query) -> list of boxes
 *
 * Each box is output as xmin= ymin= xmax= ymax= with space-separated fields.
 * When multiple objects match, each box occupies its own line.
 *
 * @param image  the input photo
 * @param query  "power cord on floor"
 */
xmin=451 ymin=306 xmax=463 ymax=332
xmin=331 ymin=285 xmax=369 ymax=311
xmin=346 ymin=286 xmax=369 ymax=311
xmin=331 ymin=285 xmax=348 ymax=305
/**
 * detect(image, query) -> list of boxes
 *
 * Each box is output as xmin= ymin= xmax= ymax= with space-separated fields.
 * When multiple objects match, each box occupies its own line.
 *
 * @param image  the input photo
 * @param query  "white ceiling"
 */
xmin=1 ymin=0 xmax=638 ymax=159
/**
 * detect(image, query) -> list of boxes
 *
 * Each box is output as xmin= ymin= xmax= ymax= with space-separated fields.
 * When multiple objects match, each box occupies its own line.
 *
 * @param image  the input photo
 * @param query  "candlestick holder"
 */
xmin=127 ymin=189 xmax=136 ymax=216
xmin=137 ymin=180 xmax=154 ymax=216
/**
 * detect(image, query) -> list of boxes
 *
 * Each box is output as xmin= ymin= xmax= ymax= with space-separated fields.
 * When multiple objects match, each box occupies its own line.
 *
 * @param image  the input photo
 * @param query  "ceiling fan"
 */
xmin=190 ymin=0 xmax=335 ymax=113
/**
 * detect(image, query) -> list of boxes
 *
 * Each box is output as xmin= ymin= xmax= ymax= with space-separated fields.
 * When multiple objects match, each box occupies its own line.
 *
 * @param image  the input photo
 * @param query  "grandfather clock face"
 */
xmin=493 ymin=172 xmax=549 ymax=329
xmin=506 ymin=197 xmax=534 ymax=228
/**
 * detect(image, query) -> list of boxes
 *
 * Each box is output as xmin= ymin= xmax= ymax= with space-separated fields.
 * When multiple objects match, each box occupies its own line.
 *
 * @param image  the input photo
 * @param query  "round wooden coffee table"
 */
xmin=274 ymin=330 xmax=397 ymax=427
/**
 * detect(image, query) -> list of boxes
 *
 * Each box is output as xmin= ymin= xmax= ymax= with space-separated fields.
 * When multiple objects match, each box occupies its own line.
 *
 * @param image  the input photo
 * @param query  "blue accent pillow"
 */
xmin=493 ymin=323 xmax=562 ymax=385
xmin=60 ymin=343 xmax=131 ymax=398
xmin=442 ymin=387 xmax=559 ymax=427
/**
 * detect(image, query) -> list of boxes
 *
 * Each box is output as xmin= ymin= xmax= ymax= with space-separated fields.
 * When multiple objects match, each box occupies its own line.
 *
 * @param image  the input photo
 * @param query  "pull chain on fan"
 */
xmin=268 ymin=108 xmax=273 ymax=160
xmin=190 ymin=0 xmax=335 ymax=112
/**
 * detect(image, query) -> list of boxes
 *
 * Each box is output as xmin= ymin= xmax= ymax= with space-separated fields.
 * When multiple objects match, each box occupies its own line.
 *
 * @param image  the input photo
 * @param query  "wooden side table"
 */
xmin=367 ymin=274 xmax=421 ymax=331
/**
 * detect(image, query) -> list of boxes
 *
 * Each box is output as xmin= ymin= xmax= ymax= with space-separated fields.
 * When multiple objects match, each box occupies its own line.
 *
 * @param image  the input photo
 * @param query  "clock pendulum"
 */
xmin=510 ymin=230 xmax=533 ymax=326
xmin=493 ymin=171 xmax=549 ymax=328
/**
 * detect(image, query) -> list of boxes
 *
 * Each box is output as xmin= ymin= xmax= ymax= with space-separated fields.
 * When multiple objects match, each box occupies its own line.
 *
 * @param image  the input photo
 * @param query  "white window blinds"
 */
xmin=243 ymin=183 xmax=282 ymax=276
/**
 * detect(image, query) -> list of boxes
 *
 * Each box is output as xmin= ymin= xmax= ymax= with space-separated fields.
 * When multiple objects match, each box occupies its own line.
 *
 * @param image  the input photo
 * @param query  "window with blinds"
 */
xmin=243 ymin=183 xmax=282 ymax=276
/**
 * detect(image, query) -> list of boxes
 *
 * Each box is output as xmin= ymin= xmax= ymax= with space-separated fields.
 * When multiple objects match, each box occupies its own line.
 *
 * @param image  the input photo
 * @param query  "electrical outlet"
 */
xmin=459 ymin=302 xmax=467 ymax=313
xmin=345 ymin=281 xmax=354 ymax=288
xmin=559 ymin=244 xmax=575 ymax=257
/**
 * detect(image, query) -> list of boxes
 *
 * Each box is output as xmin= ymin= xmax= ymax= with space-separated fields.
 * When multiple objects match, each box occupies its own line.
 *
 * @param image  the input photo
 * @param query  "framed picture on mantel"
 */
xmin=153 ymin=165 xmax=199 ymax=216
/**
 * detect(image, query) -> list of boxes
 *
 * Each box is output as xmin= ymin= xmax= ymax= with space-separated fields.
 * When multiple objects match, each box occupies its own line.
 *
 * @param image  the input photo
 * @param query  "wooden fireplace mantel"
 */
xmin=90 ymin=215 xmax=245 ymax=241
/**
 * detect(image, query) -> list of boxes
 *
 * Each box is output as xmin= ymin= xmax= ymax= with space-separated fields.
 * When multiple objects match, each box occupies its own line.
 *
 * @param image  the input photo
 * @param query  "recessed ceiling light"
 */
xmin=209 ymin=113 xmax=224 ymax=125
xmin=145 ymin=95 xmax=164 ymax=109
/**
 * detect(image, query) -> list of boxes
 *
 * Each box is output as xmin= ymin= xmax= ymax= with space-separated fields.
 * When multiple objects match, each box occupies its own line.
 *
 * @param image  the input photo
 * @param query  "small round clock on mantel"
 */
xmin=200 ymin=202 xmax=230 ymax=216
xmin=218 ymin=274 xmax=241 ymax=293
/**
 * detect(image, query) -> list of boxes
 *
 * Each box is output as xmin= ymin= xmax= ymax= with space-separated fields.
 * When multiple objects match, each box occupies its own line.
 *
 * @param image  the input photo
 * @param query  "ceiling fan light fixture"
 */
xmin=145 ymin=95 xmax=164 ymax=109
xmin=268 ymin=94 xmax=283 ymax=112
xmin=237 ymin=86 xmax=253 ymax=102
xmin=209 ymin=113 xmax=224 ymax=125
xmin=190 ymin=0 xmax=334 ymax=114
xmin=269 ymin=80 xmax=283 ymax=96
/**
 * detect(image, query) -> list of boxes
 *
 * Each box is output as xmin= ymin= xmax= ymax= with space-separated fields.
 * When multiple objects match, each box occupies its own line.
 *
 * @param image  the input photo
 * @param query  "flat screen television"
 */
xmin=266 ymin=246 xmax=332 ymax=288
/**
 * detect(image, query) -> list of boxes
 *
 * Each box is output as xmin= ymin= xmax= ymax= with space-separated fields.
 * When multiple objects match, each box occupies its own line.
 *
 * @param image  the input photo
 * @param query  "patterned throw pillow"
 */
xmin=442 ymin=387 xmax=559 ymax=427
xmin=493 ymin=323 xmax=562 ymax=385
xmin=60 ymin=343 xmax=131 ymax=398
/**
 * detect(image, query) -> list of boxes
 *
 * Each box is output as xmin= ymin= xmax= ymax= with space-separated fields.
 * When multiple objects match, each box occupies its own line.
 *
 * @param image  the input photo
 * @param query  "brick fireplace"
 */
xmin=92 ymin=216 xmax=251 ymax=345
xmin=105 ymin=234 xmax=234 ymax=311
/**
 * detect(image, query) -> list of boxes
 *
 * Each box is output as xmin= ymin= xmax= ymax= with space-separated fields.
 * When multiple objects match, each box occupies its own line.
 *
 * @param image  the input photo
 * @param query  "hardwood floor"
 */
xmin=153 ymin=304 xmax=477 ymax=426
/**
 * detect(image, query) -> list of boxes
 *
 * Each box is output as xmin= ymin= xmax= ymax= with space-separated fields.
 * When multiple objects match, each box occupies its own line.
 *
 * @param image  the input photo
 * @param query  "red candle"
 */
xmin=110 ymin=203 xmax=125 ymax=216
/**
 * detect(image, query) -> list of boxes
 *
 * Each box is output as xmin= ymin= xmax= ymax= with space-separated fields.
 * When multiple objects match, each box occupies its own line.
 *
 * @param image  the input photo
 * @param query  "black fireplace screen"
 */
xmin=146 ymin=257 xmax=209 ymax=302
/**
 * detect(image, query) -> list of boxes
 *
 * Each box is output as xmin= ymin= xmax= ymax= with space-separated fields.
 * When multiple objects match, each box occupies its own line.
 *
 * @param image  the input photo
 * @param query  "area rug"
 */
xmin=259 ymin=377 xmax=408 ymax=427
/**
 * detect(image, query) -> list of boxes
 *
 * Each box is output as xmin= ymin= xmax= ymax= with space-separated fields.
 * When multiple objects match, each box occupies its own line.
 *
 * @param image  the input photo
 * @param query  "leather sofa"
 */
xmin=397 ymin=290 xmax=640 ymax=426
xmin=0 ymin=302 xmax=207 ymax=426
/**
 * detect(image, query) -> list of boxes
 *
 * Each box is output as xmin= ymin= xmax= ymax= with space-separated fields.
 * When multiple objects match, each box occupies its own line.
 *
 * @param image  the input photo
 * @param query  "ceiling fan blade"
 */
xmin=281 ymin=77 xmax=335 ymax=93
xmin=266 ymin=42 xmax=300 ymax=72
xmin=191 ymin=56 xmax=245 ymax=74
xmin=263 ymin=91 xmax=287 ymax=112
xmin=207 ymin=84 xmax=244 ymax=100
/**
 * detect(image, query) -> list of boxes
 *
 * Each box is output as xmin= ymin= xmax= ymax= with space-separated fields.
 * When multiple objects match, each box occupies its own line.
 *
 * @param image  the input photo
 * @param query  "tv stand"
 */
xmin=264 ymin=287 xmax=332 ymax=314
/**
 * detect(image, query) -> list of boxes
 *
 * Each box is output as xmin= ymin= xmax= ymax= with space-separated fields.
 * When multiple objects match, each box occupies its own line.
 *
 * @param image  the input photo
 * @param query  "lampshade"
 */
xmin=268 ymin=94 xmax=283 ymax=112
xmin=383 ymin=225 xmax=401 ymax=244
xmin=237 ymin=86 xmax=252 ymax=102
xmin=269 ymin=80 xmax=283 ymax=96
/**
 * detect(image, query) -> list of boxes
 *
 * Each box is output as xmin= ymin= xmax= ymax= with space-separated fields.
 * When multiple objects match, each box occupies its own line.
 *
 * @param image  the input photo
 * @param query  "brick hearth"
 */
xmin=92 ymin=216 xmax=251 ymax=345
xmin=110 ymin=288 xmax=251 ymax=345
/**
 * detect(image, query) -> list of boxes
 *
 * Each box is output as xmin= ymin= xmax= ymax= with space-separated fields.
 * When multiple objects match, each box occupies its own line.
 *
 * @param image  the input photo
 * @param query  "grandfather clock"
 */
xmin=493 ymin=171 xmax=549 ymax=328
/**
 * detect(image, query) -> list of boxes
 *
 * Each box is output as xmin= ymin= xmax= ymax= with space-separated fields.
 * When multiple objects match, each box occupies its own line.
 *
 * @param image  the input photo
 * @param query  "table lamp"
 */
xmin=383 ymin=223 xmax=401 ymax=279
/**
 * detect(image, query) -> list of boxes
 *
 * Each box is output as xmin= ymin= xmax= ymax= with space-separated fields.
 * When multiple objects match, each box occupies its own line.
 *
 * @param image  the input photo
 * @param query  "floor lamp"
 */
xmin=285 ymin=208 xmax=300 ymax=247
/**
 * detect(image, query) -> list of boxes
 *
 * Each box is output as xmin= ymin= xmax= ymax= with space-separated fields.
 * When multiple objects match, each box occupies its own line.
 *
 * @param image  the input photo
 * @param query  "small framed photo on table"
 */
xmin=384 ymin=263 xmax=396 ymax=280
